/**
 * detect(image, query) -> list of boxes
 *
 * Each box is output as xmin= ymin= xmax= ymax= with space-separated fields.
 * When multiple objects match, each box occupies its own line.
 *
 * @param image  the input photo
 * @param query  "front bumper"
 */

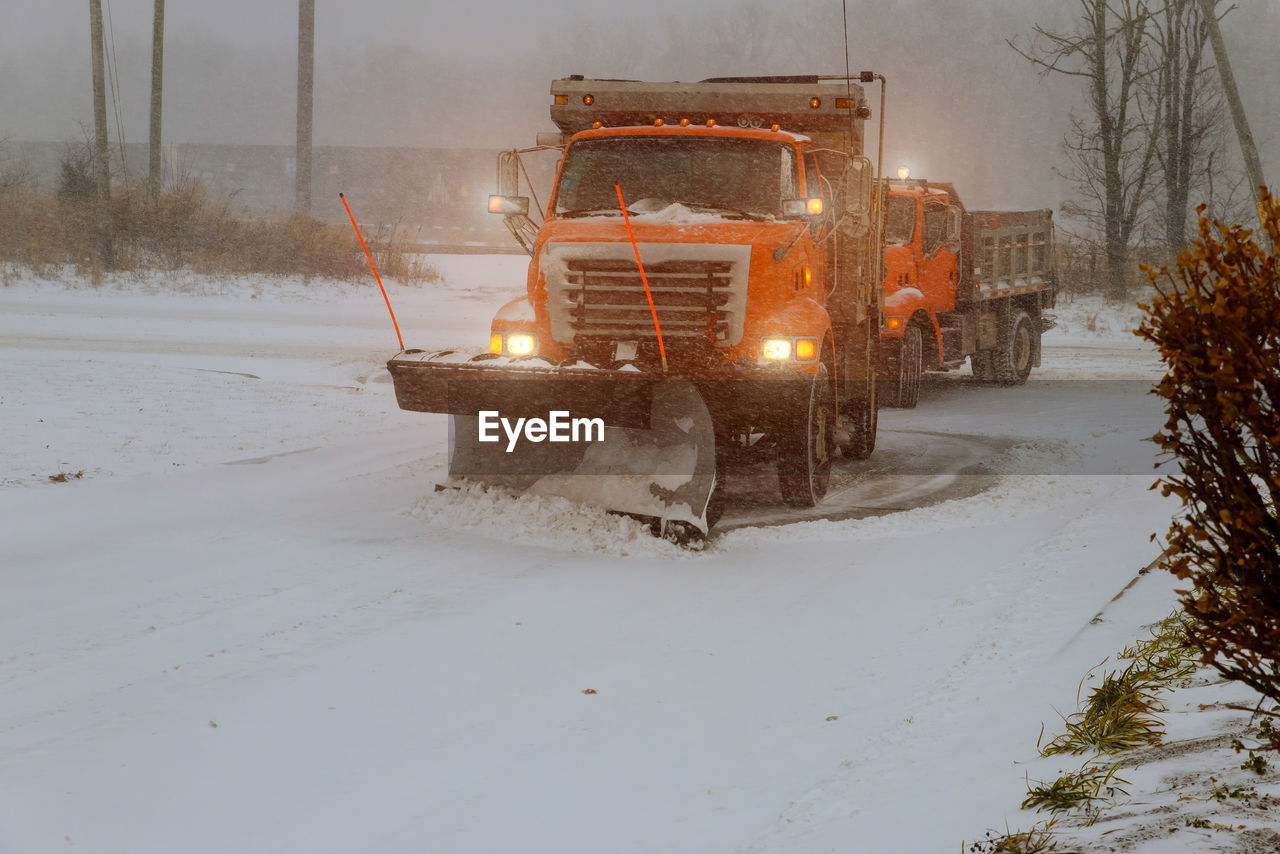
xmin=386 ymin=349 xmax=811 ymax=432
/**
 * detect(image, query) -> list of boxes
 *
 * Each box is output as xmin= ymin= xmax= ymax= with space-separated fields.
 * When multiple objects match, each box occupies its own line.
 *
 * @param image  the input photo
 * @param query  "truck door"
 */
xmin=882 ymin=192 xmax=917 ymax=299
xmin=919 ymin=196 xmax=957 ymax=315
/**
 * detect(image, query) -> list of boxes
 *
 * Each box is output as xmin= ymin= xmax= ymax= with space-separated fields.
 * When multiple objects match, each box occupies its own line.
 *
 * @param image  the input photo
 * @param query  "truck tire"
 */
xmin=705 ymin=469 xmax=726 ymax=530
xmin=881 ymin=325 xmax=922 ymax=408
xmin=778 ymin=361 xmax=835 ymax=507
xmin=993 ymin=308 xmax=1035 ymax=386
xmin=970 ymin=350 xmax=996 ymax=382
xmin=839 ymin=375 xmax=876 ymax=460
xmin=839 ymin=321 xmax=877 ymax=461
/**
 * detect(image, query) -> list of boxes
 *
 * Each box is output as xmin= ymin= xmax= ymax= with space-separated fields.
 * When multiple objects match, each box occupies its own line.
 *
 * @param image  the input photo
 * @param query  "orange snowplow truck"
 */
xmin=875 ymin=179 xmax=1057 ymax=407
xmin=387 ymin=74 xmax=887 ymax=540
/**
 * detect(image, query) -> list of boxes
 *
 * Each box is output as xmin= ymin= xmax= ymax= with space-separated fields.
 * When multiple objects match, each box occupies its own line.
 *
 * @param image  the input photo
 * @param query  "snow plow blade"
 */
xmin=387 ymin=350 xmax=719 ymax=540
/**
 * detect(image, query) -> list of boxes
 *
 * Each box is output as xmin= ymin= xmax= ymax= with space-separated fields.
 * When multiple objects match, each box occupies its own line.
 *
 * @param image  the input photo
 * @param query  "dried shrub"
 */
xmin=108 ymin=179 xmax=368 ymax=279
xmin=0 ymin=138 xmax=416 ymax=282
xmin=365 ymin=219 xmax=442 ymax=287
xmin=1135 ymin=189 xmax=1280 ymax=728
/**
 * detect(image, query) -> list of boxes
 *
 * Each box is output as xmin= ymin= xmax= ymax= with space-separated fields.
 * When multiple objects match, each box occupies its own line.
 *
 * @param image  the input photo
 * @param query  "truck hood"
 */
xmin=534 ymin=211 xmax=804 ymax=254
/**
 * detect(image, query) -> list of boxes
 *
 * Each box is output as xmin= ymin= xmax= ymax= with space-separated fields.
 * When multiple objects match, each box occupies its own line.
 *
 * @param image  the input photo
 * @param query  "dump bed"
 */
xmin=961 ymin=209 xmax=1056 ymax=304
xmin=545 ymin=76 xmax=869 ymax=154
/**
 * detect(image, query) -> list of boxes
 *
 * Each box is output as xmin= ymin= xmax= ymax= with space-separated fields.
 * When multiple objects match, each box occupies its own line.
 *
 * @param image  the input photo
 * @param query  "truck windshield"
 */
xmin=553 ymin=136 xmax=799 ymax=219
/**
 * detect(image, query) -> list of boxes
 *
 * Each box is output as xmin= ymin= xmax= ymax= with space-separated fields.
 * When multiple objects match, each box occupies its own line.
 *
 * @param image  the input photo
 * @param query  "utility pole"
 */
xmin=1197 ymin=0 xmax=1271 ymax=248
xmin=89 ymin=0 xmax=114 ymax=269
xmin=296 ymin=0 xmax=314 ymax=214
xmin=149 ymin=0 xmax=165 ymax=199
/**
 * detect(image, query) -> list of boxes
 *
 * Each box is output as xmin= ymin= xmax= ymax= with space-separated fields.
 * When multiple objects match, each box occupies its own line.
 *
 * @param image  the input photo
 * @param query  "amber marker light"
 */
xmin=802 ymin=265 xmax=813 ymax=287
xmin=705 ymin=119 xmax=716 ymax=127
xmin=886 ymin=316 xmax=905 ymax=331
xmin=770 ymin=124 xmax=780 ymax=132
xmin=582 ymin=94 xmax=594 ymax=105
xmin=592 ymin=121 xmax=603 ymax=129
xmin=554 ymin=94 xmax=568 ymax=105
xmin=809 ymin=97 xmax=821 ymax=108
xmin=489 ymin=332 xmax=503 ymax=354
xmin=679 ymin=118 xmax=691 ymax=126
xmin=653 ymin=118 xmax=665 ymax=126
xmin=795 ymin=338 xmax=818 ymax=362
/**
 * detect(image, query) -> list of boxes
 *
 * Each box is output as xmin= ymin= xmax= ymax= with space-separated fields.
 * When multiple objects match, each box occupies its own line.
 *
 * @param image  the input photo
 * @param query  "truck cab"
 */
xmin=495 ymin=124 xmax=832 ymax=375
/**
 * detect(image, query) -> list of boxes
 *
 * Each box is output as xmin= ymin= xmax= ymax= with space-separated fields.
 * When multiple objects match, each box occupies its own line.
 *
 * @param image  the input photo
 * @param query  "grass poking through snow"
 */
xmin=1039 ymin=614 xmax=1198 ymax=756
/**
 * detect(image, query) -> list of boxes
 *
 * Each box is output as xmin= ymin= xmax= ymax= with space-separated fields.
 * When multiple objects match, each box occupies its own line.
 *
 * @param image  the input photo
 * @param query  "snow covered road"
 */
xmin=0 ymin=262 xmax=1182 ymax=852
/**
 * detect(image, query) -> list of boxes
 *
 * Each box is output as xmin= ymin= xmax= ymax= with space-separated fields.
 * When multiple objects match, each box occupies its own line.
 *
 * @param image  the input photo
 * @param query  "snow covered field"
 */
xmin=0 ymin=259 xmax=1269 ymax=852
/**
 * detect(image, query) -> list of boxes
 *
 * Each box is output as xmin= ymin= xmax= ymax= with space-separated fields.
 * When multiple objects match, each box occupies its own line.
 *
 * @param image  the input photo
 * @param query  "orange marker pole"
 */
xmin=340 ymin=192 xmax=403 ymax=350
xmin=615 ymin=184 xmax=667 ymax=373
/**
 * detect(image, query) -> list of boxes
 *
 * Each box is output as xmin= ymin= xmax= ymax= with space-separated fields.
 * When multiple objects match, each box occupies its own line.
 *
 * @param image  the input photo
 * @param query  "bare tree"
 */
xmin=1011 ymin=0 xmax=1162 ymax=299
xmin=1198 ymin=0 xmax=1272 ymax=251
xmin=1147 ymin=0 xmax=1221 ymax=252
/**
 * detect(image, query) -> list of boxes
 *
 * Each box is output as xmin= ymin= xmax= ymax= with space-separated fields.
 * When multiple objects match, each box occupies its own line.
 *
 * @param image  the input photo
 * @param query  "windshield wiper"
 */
xmin=558 ymin=208 xmax=622 ymax=218
xmin=685 ymin=203 xmax=768 ymax=222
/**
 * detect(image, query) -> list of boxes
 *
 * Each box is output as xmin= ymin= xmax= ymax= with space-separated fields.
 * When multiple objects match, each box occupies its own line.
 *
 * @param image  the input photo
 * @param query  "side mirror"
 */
xmin=496 ymin=150 xmax=520 ymax=198
xmin=831 ymin=157 xmax=873 ymax=238
xmin=488 ymin=195 xmax=530 ymax=216
xmin=947 ymin=206 xmax=962 ymax=253
xmin=843 ymin=157 xmax=873 ymax=217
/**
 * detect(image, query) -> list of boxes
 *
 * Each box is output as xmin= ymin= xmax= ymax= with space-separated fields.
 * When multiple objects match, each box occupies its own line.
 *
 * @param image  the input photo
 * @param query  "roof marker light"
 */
xmin=592 ymin=121 xmax=603 ymax=129
xmin=679 ymin=118 xmax=690 ymax=126
xmin=705 ymin=119 xmax=716 ymax=127
xmin=654 ymin=118 xmax=665 ymax=126
xmin=770 ymin=123 xmax=780 ymax=132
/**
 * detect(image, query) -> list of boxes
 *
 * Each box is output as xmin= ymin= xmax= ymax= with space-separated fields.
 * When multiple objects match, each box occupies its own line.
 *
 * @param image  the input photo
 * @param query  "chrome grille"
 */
xmin=543 ymin=242 xmax=751 ymax=347
xmin=563 ymin=259 xmax=734 ymax=341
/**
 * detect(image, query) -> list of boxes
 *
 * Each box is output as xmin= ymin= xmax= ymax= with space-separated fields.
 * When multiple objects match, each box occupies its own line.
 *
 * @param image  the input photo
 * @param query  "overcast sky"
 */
xmin=2 ymin=0 xmax=1276 ymax=210
xmin=1 ymin=0 xmax=642 ymax=57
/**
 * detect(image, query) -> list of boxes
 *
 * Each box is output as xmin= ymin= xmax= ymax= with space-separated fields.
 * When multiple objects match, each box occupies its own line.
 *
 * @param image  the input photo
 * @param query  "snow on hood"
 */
xmin=625 ymin=202 xmax=770 ymax=226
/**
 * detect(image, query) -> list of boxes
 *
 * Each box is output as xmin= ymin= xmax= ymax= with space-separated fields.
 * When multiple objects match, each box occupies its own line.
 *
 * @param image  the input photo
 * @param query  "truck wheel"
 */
xmin=704 ymin=469 xmax=726 ymax=530
xmin=778 ymin=362 xmax=835 ymax=507
xmin=970 ymin=350 xmax=996 ymax=382
xmin=839 ymin=376 xmax=876 ymax=460
xmin=881 ymin=326 xmax=922 ymax=408
xmin=993 ymin=309 xmax=1035 ymax=386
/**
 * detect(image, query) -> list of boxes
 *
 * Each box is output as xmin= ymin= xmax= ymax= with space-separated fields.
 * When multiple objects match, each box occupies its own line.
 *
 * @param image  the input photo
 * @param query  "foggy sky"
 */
xmin=2 ymin=0 xmax=1277 ymax=210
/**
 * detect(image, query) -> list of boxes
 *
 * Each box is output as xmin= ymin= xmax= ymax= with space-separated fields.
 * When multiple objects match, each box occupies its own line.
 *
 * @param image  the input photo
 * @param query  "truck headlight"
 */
xmin=760 ymin=336 xmax=819 ymax=363
xmin=761 ymin=338 xmax=792 ymax=361
xmin=504 ymin=333 xmax=537 ymax=356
